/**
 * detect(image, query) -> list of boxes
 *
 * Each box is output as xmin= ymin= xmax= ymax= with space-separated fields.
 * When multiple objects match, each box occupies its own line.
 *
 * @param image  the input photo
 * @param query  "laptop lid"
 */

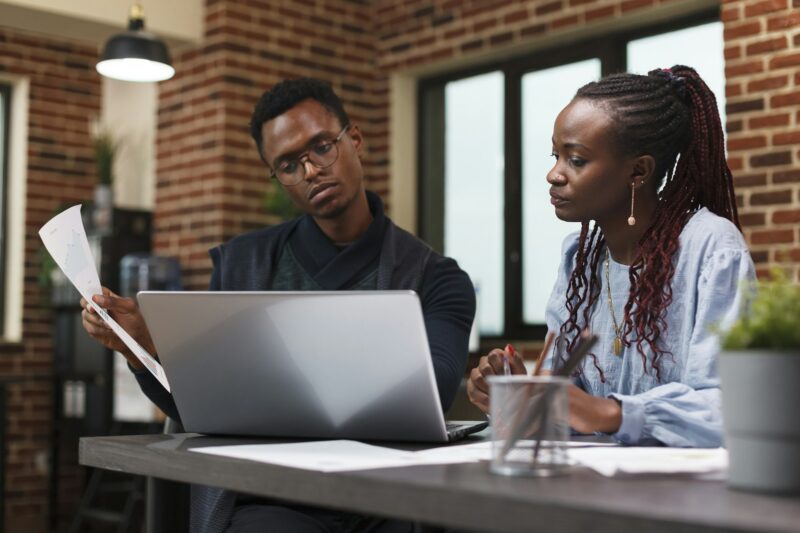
xmin=138 ymin=291 xmax=472 ymax=442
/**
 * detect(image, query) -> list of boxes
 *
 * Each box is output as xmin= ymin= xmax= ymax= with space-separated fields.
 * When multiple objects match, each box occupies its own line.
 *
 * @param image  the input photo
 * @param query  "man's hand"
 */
xmin=80 ymin=287 xmax=157 ymax=371
xmin=466 ymin=346 xmax=526 ymax=414
xmin=567 ymin=384 xmax=622 ymax=434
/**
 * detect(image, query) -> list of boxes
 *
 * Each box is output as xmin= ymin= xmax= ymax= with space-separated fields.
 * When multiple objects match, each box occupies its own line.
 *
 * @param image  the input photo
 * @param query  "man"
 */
xmin=81 ymin=78 xmax=476 ymax=533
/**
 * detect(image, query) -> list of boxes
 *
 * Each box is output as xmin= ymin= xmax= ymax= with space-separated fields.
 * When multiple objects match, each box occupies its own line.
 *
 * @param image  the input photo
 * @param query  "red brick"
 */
xmin=774 ymin=169 xmax=800 ymax=183
xmin=745 ymin=36 xmax=788 ymax=56
xmin=724 ymin=45 xmax=742 ymax=61
xmin=727 ymin=119 xmax=743 ymax=133
xmin=749 ymin=113 xmax=791 ymax=129
xmin=774 ymin=131 xmax=800 ymax=145
xmin=744 ymin=0 xmax=788 ymax=17
xmin=725 ymin=60 xmax=764 ymax=78
xmin=535 ymin=1 xmax=563 ymax=16
xmin=750 ymin=189 xmax=793 ymax=205
xmin=746 ymin=75 xmax=789 ymax=92
xmin=724 ymin=21 xmax=762 ymax=40
xmin=726 ymin=83 xmax=743 ymax=98
xmin=739 ymin=212 xmax=766 ymax=227
xmin=586 ymin=5 xmax=615 ymax=20
xmin=734 ymin=173 xmax=768 ymax=188
xmin=767 ymin=10 xmax=800 ymax=31
xmin=728 ymin=135 xmax=767 ymax=151
xmin=551 ymin=14 xmax=580 ymax=29
xmin=769 ymin=52 xmax=800 ymax=69
xmin=773 ymin=209 xmax=800 ymax=224
xmin=771 ymin=91 xmax=800 ymax=108
xmin=621 ymin=0 xmax=653 ymax=12
xmin=751 ymin=229 xmax=795 ymax=245
xmin=474 ymin=18 xmax=498 ymax=32
xmin=750 ymin=250 xmax=769 ymax=264
xmin=751 ymin=151 xmax=793 ymax=167
xmin=444 ymin=27 xmax=467 ymax=39
xmin=721 ymin=5 xmax=740 ymax=22
xmin=727 ymin=156 xmax=744 ymax=171
xmin=504 ymin=9 xmax=529 ymax=24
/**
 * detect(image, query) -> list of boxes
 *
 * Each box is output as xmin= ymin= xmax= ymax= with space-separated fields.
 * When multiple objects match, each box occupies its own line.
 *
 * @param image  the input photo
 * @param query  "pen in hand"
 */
xmin=532 ymin=332 xmax=555 ymax=377
xmin=503 ymin=344 xmax=514 ymax=376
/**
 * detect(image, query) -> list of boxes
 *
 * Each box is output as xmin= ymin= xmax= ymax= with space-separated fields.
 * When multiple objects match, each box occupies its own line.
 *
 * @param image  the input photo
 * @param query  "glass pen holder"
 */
xmin=488 ymin=375 xmax=570 ymax=477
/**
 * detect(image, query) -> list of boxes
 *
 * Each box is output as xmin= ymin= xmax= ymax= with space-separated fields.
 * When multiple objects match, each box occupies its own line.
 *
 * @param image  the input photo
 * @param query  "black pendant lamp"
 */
xmin=96 ymin=3 xmax=175 ymax=83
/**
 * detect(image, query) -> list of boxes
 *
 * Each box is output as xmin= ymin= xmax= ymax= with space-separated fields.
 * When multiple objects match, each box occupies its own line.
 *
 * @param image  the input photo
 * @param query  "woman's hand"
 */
xmin=466 ymin=345 xmax=526 ymax=414
xmin=80 ymin=287 xmax=157 ymax=370
xmin=567 ymin=384 xmax=622 ymax=434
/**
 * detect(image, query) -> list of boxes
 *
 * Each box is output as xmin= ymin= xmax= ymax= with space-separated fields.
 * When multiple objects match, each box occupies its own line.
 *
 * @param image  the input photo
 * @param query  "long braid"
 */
xmin=561 ymin=65 xmax=739 ymax=380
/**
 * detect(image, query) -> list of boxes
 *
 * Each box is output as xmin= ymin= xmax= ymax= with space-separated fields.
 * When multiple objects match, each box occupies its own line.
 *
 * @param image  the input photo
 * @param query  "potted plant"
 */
xmin=718 ymin=268 xmax=800 ymax=493
xmin=92 ymin=130 xmax=117 ymax=231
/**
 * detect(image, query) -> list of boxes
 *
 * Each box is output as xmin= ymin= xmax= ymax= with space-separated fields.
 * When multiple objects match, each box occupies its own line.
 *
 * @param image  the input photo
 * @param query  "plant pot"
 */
xmin=719 ymin=350 xmax=800 ymax=493
xmin=93 ymin=184 xmax=113 ymax=232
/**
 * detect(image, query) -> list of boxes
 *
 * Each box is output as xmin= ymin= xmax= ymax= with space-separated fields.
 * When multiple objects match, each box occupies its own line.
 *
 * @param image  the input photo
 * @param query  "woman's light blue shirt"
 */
xmin=545 ymin=208 xmax=755 ymax=448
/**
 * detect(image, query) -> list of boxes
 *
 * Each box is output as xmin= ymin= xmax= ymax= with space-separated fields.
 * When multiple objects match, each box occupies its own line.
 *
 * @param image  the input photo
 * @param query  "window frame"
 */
xmin=417 ymin=9 xmax=719 ymax=342
xmin=0 ymin=83 xmax=10 ymax=332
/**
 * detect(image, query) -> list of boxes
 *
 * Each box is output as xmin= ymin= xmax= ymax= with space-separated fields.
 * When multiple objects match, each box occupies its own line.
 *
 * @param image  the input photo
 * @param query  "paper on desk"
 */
xmin=414 ymin=439 xmax=617 ymax=463
xmin=569 ymin=446 xmax=728 ymax=477
xmin=191 ymin=440 xmax=482 ymax=472
xmin=191 ymin=439 xmax=622 ymax=473
xmin=38 ymin=205 xmax=170 ymax=392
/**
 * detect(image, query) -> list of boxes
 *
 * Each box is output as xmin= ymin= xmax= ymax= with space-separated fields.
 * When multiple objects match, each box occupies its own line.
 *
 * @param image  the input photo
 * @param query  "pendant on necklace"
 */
xmin=613 ymin=336 xmax=623 ymax=356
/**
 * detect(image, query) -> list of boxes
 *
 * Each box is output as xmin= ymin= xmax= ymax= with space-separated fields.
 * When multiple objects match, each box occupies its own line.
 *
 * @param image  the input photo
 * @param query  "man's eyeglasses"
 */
xmin=269 ymin=125 xmax=350 ymax=186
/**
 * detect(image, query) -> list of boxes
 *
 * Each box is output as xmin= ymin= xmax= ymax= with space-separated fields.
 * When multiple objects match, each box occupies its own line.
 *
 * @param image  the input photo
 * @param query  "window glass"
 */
xmin=521 ymin=59 xmax=601 ymax=324
xmin=444 ymin=72 xmax=504 ymax=335
xmin=627 ymin=21 xmax=726 ymax=132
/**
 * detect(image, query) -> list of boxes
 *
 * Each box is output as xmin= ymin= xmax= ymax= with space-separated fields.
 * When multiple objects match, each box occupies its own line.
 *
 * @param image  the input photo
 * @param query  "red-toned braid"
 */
xmin=557 ymin=65 xmax=739 ymax=381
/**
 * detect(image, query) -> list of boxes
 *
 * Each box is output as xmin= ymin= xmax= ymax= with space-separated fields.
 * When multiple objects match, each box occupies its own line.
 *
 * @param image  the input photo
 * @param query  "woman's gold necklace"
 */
xmin=604 ymin=248 xmax=623 ymax=356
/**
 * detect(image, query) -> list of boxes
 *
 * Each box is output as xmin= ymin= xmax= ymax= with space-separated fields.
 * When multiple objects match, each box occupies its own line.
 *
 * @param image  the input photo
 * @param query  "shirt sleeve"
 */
xmin=127 ymin=252 xmax=228 ymax=424
xmin=132 ymin=365 xmax=181 ymax=422
xmin=610 ymin=247 xmax=756 ymax=447
xmin=419 ymin=256 xmax=476 ymax=413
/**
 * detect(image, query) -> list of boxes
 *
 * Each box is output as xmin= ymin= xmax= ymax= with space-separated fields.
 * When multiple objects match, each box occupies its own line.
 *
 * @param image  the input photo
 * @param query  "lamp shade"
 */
xmin=96 ymin=5 xmax=175 ymax=83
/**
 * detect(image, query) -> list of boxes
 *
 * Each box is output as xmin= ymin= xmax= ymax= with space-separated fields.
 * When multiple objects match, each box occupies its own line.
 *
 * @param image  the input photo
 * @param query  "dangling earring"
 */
xmin=627 ymin=182 xmax=636 ymax=226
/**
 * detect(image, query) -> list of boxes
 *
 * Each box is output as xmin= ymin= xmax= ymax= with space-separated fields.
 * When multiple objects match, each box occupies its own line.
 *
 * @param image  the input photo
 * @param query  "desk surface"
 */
xmin=80 ymin=433 xmax=800 ymax=533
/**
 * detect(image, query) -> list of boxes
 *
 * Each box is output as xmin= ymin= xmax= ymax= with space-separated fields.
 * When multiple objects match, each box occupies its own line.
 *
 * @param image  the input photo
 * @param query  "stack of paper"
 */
xmin=569 ymin=446 xmax=728 ymax=477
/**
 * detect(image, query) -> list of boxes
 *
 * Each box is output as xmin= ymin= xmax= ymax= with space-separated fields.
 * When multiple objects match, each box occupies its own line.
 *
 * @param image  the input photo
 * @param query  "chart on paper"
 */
xmin=38 ymin=205 xmax=171 ymax=392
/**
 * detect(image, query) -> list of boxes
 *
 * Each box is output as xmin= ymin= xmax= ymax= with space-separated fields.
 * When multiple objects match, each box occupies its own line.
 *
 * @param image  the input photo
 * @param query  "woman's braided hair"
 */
xmin=557 ymin=65 xmax=739 ymax=381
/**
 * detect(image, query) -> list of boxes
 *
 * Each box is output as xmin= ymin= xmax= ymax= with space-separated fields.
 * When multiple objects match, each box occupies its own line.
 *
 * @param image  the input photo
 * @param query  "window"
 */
xmin=419 ymin=13 xmax=723 ymax=341
xmin=0 ymin=84 xmax=10 ymax=330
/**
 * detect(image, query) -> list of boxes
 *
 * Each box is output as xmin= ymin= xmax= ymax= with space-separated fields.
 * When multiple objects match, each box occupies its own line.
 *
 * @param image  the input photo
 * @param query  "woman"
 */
xmin=467 ymin=65 xmax=755 ymax=447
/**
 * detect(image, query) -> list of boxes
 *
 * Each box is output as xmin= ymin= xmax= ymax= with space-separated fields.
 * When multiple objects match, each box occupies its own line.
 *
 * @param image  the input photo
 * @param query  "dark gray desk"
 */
xmin=80 ymin=433 xmax=800 ymax=533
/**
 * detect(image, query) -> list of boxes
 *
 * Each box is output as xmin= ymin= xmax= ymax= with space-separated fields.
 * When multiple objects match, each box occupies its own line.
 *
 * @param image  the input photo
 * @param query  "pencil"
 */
xmin=532 ymin=332 xmax=555 ymax=376
xmin=503 ymin=344 xmax=514 ymax=376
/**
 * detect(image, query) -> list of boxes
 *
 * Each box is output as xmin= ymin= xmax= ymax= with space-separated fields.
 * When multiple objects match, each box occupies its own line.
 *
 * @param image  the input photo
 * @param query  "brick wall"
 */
xmin=158 ymin=0 xmax=800 ymax=289
xmin=154 ymin=0 xmax=386 ymax=289
xmin=372 ymin=0 xmax=799 ymax=278
xmin=0 ymin=26 xmax=100 ymax=533
xmin=723 ymin=0 xmax=800 ymax=279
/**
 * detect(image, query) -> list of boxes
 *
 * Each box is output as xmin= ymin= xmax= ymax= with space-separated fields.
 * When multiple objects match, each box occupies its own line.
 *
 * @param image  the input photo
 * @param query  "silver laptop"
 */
xmin=137 ymin=290 xmax=486 ymax=442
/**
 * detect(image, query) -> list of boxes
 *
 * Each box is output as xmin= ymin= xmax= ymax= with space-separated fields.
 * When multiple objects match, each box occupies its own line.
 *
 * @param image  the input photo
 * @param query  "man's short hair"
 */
xmin=250 ymin=77 xmax=350 ymax=163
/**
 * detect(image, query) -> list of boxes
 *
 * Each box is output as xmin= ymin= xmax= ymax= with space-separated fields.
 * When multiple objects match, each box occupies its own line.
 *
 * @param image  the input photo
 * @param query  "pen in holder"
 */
xmin=489 ymin=375 xmax=570 ymax=476
xmin=489 ymin=332 xmax=598 ymax=477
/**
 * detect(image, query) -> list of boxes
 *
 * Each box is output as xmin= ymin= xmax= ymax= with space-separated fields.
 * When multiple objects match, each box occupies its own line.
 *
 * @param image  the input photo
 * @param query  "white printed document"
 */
xmin=568 ymin=446 xmax=728 ymax=477
xmin=38 ymin=205 xmax=170 ymax=392
xmin=191 ymin=440 xmax=482 ymax=472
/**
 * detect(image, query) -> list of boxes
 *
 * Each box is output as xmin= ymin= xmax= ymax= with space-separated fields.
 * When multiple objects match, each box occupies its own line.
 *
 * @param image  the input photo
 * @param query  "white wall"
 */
xmin=101 ymin=78 xmax=157 ymax=210
xmin=0 ymin=0 xmax=203 ymax=46
xmin=0 ymin=75 xmax=28 ymax=342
